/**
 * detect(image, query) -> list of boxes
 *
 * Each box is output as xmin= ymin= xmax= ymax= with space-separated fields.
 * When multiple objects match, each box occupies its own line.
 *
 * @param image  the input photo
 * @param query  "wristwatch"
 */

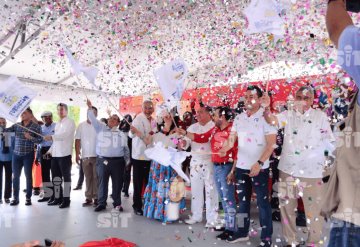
xmin=257 ymin=160 xmax=264 ymax=167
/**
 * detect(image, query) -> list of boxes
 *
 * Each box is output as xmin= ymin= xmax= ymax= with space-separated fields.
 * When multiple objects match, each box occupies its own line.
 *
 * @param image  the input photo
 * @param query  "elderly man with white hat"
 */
xmin=37 ymin=111 xmax=56 ymax=203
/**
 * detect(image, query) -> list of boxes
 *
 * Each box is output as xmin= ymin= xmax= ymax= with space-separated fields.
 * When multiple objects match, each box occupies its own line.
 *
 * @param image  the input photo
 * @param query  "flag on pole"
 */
xmin=62 ymin=44 xmax=99 ymax=87
xmin=0 ymin=76 xmax=37 ymax=122
xmin=154 ymin=58 xmax=188 ymax=111
xmin=243 ymin=0 xmax=285 ymax=38
xmin=144 ymin=142 xmax=190 ymax=183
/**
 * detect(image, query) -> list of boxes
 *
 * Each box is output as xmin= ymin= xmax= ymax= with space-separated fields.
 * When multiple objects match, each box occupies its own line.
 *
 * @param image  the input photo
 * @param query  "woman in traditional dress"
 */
xmin=141 ymin=111 xmax=187 ymax=223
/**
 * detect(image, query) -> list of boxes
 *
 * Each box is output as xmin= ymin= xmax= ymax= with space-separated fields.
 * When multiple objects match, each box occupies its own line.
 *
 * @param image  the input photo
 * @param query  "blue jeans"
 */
xmin=328 ymin=219 xmax=360 ymax=247
xmin=213 ymin=163 xmax=236 ymax=231
xmin=12 ymin=153 xmax=34 ymax=200
xmin=234 ymin=168 xmax=273 ymax=242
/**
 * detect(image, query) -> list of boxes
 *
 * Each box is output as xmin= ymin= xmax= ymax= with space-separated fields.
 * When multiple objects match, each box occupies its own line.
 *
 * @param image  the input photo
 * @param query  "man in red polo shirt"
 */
xmin=177 ymin=106 xmax=238 ymax=241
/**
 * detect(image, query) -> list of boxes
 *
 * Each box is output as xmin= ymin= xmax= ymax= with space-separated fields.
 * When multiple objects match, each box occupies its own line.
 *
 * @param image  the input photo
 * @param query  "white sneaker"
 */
xmin=185 ymin=218 xmax=201 ymax=225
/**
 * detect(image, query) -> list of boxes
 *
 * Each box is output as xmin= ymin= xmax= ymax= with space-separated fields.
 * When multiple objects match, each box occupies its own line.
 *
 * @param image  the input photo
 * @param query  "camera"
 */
xmin=347 ymin=0 xmax=360 ymax=12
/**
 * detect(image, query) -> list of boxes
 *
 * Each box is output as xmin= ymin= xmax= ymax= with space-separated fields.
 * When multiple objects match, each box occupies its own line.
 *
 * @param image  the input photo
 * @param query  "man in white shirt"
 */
xmin=75 ymin=106 xmax=98 ymax=207
xmin=183 ymin=105 xmax=219 ymax=228
xmin=264 ymin=86 xmax=335 ymax=247
xmin=44 ymin=103 xmax=76 ymax=209
xmin=129 ymin=100 xmax=157 ymax=216
xmin=219 ymin=86 xmax=276 ymax=247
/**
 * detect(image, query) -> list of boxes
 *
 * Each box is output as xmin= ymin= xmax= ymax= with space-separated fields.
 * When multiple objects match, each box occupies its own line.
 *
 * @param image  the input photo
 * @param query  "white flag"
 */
xmin=144 ymin=142 xmax=190 ymax=183
xmin=243 ymin=0 xmax=285 ymax=38
xmin=0 ymin=76 xmax=37 ymax=122
xmin=62 ymin=44 xmax=99 ymax=87
xmin=154 ymin=58 xmax=188 ymax=110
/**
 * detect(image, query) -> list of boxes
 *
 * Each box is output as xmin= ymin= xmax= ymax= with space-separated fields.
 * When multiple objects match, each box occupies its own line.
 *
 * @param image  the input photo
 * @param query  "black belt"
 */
xmin=214 ymin=162 xmax=233 ymax=166
xmin=98 ymin=156 xmax=124 ymax=160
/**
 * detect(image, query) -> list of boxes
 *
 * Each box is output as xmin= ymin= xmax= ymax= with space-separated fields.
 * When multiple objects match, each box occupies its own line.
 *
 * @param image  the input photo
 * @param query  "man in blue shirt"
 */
xmin=0 ymin=117 xmax=14 ymax=204
xmin=37 ymin=111 xmax=56 ymax=202
xmin=5 ymin=108 xmax=42 ymax=206
xmin=86 ymin=99 xmax=130 ymax=212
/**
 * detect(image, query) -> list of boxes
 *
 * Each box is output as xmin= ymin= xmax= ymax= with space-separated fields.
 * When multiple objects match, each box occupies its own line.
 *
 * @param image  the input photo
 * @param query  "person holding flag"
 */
xmin=5 ymin=108 xmax=42 ymax=206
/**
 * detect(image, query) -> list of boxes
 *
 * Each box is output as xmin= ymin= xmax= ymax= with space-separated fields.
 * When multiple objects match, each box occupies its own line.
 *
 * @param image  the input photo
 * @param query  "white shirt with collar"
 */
xmin=75 ymin=121 xmax=97 ymax=158
xmin=129 ymin=112 xmax=157 ymax=160
xmin=49 ymin=116 xmax=76 ymax=157
xmin=186 ymin=121 xmax=215 ymax=163
xmin=232 ymin=108 xmax=277 ymax=170
xmin=277 ymin=108 xmax=336 ymax=178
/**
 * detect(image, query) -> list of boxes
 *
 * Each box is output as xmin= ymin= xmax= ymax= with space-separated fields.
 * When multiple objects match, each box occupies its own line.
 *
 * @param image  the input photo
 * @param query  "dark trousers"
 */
xmin=122 ymin=162 xmax=131 ymax=194
xmin=12 ymin=153 xmax=34 ymax=200
xmin=234 ymin=168 xmax=273 ymax=241
xmin=132 ymin=159 xmax=151 ymax=210
xmin=40 ymin=147 xmax=51 ymax=196
xmin=49 ymin=156 xmax=72 ymax=202
xmin=0 ymin=160 xmax=12 ymax=199
xmin=76 ymin=160 xmax=84 ymax=187
xmin=96 ymin=157 xmax=125 ymax=207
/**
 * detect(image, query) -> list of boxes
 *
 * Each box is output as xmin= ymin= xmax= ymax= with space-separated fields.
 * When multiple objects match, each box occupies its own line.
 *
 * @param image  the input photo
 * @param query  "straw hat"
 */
xmin=169 ymin=176 xmax=185 ymax=202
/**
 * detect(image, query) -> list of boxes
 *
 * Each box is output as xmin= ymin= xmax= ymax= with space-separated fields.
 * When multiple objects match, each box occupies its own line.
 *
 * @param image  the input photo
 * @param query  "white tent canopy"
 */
xmin=0 ymin=0 xmax=350 ymax=107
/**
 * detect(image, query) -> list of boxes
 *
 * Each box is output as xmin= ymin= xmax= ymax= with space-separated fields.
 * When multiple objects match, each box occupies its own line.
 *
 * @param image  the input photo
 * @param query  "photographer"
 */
xmin=321 ymin=0 xmax=360 ymax=246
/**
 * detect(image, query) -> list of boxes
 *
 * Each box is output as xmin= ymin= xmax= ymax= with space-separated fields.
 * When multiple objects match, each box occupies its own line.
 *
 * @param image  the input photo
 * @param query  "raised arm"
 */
xmin=86 ymin=99 xmax=103 ymax=132
xmin=326 ymin=0 xmax=353 ymax=48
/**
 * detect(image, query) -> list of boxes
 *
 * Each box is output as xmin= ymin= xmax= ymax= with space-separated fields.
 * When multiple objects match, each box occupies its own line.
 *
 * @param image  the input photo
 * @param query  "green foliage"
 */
xmin=30 ymin=101 xmax=80 ymax=126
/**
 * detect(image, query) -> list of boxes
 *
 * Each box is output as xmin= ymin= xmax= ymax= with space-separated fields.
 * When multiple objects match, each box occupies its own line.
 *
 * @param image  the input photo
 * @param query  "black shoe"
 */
xmin=93 ymin=199 xmax=98 ymax=207
xmin=73 ymin=186 xmax=82 ymax=190
xmin=216 ymin=230 xmax=233 ymax=241
xmin=59 ymin=201 xmax=70 ymax=209
xmin=33 ymin=190 xmax=40 ymax=196
xmin=38 ymin=197 xmax=51 ymax=202
xmin=94 ymin=205 xmax=106 ymax=212
xmin=115 ymin=205 xmax=124 ymax=212
xmin=285 ymin=245 xmax=300 ymax=247
xmin=133 ymin=207 xmax=143 ymax=216
xmin=10 ymin=200 xmax=19 ymax=206
xmin=296 ymin=212 xmax=306 ymax=227
xmin=257 ymin=240 xmax=272 ymax=247
xmin=82 ymin=199 xmax=93 ymax=207
xmin=124 ymin=193 xmax=129 ymax=198
xmin=25 ymin=199 xmax=32 ymax=206
xmin=48 ymin=200 xmax=62 ymax=206
xmin=5 ymin=198 xmax=10 ymax=203
xmin=23 ymin=189 xmax=26 ymax=193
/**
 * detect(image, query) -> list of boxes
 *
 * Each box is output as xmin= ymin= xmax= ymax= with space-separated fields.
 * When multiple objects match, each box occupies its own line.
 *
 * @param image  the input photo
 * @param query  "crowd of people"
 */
xmin=3 ymin=1 xmax=360 ymax=247
xmin=0 ymin=83 xmax=348 ymax=247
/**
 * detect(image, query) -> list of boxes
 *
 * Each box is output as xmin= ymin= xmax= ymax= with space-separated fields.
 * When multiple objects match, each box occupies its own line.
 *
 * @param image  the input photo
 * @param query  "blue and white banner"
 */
xmin=154 ymin=58 xmax=188 ymax=111
xmin=0 ymin=76 xmax=37 ymax=122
